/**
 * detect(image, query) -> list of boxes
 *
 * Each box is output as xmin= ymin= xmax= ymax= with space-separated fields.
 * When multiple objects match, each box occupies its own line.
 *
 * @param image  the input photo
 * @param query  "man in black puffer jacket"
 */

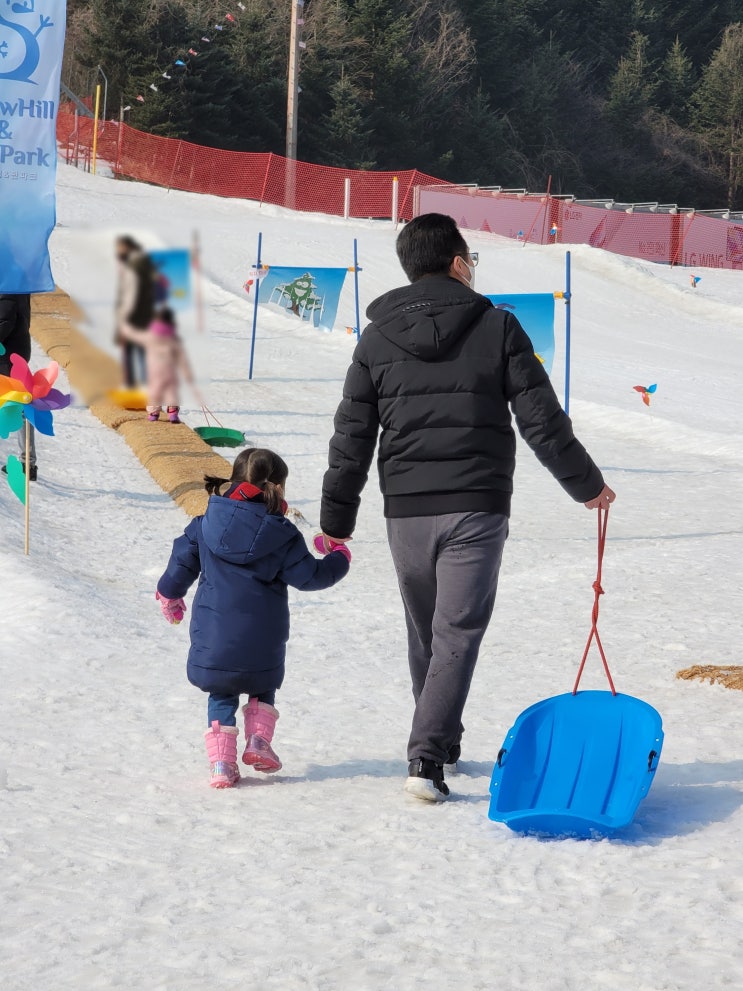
xmin=320 ymin=214 xmax=615 ymax=802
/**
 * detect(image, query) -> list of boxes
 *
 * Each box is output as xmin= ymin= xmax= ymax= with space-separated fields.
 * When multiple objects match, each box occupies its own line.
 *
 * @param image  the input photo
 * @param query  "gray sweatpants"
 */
xmin=17 ymin=424 xmax=36 ymax=468
xmin=387 ymin=512 xmax=509 ymax=765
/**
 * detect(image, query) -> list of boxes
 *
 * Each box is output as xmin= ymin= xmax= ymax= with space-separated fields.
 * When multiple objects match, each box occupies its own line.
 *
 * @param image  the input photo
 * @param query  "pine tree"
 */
xmin=342 ymin=0 xmax=424 ymax=166
xmin=691 ymin=22 xmax=743 ymax=208
xmin=446 ymin=87 xmax=510 ymax=185
xmin=174 ymin=32 xmax=242 ymax=149
xmin=127 ymin=5 xmax=192 ymax=138
xmin=606 ymin=31 xmax=656 ymax=134
xmin=658 ymin=37 xmax=695 ymax=125
xmin=664 ymin=0 xmax=743 ymax=68
xmin=77 ymin=0 xmax=161 ymax=113
xmin=296 ymin=0 xmax=372 ymax=165
xmin=320 ymin=72 xmax=376 ymax=170
xmin=225 ymin=0 xmax=291 ymax=153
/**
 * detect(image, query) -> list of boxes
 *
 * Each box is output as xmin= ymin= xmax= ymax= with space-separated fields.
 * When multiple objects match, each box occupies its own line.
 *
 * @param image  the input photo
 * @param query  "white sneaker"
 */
xmin=404 ymin=759 xmax=450 ymax=802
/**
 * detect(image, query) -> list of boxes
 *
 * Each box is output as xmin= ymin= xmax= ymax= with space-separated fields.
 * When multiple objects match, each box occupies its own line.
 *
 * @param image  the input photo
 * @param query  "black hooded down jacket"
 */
xmin=0 ymin=294 xmax=31 ymax=375
xmin=320 ymin=275 xmax=603 ymax=538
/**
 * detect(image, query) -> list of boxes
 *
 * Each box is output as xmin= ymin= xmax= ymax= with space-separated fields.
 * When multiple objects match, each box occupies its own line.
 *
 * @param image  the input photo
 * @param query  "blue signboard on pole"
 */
xmin=484 ymin=292 xmax=556 ymax=375
xmin=0 ymin=1 xmax=67 ymax=293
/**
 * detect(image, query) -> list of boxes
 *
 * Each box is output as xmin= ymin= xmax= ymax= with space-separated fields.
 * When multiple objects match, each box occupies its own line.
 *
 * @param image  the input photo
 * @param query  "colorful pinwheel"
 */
xmin=633 ymin=383 xmax=657 ymax=407
xmin=0 ymin=354 xmax=71 ymax=441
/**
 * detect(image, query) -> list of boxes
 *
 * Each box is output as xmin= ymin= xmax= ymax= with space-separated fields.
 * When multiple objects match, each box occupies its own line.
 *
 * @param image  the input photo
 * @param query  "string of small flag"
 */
xmin=128 ymin=2 xmax=271 ymax=107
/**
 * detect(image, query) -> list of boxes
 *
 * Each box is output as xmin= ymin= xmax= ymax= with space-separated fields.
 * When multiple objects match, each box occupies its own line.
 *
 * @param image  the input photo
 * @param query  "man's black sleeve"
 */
xmin=0 ymin=294 xmax=31 ymax=365
xmin=0 ymin=296 xmax=18 ymax=347
xmin=502 ymin=313 xmax=604 ymax=502
xmin=320 ymin=340 xmax=380 ymax=537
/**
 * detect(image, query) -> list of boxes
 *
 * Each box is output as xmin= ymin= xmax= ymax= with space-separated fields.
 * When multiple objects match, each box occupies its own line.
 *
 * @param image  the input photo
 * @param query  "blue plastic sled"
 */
xmin=488 ymin=690 xmax=663 ymax=837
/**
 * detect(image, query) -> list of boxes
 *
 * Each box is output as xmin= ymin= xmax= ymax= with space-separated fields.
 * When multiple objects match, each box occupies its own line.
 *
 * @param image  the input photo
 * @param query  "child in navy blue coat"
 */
xmin=156 ymin=448 xmax=351 ymax=788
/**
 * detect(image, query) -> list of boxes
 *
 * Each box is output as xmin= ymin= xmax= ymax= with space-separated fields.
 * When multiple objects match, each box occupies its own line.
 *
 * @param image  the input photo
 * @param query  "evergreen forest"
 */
xmin=63 ymin=0 xmax=743 ymax=209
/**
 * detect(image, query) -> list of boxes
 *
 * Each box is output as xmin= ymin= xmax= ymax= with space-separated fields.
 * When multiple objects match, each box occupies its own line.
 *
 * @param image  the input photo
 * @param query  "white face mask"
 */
xmin=457 ymin=256 xmax=475 ymax=290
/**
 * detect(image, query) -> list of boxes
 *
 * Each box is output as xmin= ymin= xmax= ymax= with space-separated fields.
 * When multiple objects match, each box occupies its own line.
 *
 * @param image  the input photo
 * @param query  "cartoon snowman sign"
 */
xmin=0 ymin=1 xmax=54 ymax=84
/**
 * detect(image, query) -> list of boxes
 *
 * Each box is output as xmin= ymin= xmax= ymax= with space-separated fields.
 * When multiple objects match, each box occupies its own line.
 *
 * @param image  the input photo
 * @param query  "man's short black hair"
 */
xmin=396 ymin=213 xmax=469 ymax=282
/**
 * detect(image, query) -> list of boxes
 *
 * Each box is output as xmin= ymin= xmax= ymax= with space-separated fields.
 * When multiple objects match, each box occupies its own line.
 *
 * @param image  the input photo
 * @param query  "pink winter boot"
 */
xmin=242 ymin=699 xmax=282 ymax=773
xmin=204 ymin=721 xmax=241 ymax=788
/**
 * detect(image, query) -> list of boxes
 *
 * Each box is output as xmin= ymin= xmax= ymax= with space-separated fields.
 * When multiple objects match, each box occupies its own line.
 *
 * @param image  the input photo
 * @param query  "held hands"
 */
xmin=313 ymin=533 xmax=352 ymax=563
xmin=156 ymin=590 xmax=187 ymax=625
xmin=584 ymin=484 xmax=616 ymax=511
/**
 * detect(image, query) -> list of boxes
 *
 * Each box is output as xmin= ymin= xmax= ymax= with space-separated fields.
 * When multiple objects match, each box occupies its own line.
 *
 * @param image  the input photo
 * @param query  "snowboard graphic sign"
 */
xmin=258 ymin=266 xmax=348 ymax=332
xmin=0 ymin=0 xmax=67 ymax=292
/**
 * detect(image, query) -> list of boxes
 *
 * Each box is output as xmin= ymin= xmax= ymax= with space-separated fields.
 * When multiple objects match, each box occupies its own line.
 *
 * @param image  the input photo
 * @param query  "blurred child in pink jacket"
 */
xmin=122 ymin=306 xmax=195 ymax=423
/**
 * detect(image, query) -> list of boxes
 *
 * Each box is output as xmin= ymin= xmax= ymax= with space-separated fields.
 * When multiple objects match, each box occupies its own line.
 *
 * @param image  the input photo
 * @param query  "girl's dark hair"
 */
xmin=204 ymin=448 xmax=289 ymax=514
xmin=156 ymin=305 xmax=175 ymax=325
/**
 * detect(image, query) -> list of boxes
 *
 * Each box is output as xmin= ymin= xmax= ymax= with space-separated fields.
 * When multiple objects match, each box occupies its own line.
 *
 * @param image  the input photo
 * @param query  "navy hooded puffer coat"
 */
xmin=157 ymin=494 xmax=349 ymax=697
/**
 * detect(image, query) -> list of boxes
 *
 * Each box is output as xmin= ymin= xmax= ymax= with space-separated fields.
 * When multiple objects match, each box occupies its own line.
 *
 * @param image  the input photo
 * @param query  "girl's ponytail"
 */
xmin=261 ymin=479 xmax=285 ymax=515
xmin=246 ymin=449 xmax=289 ymax=515
xmin=204 ymin=448 xmax=257 ymax=495
xmin=204 ymin=474 xmax=230 ymax=496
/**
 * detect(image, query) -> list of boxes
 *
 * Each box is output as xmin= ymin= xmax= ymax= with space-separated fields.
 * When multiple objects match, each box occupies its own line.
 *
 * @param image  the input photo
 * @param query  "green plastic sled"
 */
xmin=194 ymin=426 xmax=246 ymax=448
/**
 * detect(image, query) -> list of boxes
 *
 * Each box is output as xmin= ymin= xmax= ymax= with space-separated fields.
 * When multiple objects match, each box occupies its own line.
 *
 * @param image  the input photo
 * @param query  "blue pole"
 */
xmin=564 ymin=249 xmax=571 ymax=415
xmin=353 ymin=238 xmax=361 ymax=341
xmin=248 ymin=232 xmax=262 ymax=381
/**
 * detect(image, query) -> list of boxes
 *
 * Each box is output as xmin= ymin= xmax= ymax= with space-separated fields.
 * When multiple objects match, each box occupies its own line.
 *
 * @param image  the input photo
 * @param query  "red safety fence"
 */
xmin=55 ymin=107 xmax=444 ymax=221
xmin=57 ymin=107 xmax=743 ymax=269
xmin=419 ymin=185 xmax=743 ymax=271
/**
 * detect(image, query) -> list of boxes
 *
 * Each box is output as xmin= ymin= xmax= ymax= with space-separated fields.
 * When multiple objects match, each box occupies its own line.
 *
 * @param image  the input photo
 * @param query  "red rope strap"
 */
xmin=572 ymin=507 xmax=617 ymax=696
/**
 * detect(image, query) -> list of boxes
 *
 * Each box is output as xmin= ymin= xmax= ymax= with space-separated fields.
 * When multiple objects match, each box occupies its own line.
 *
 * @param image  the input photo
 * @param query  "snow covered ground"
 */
xmin=1 ymin=164 xmax=742 ymax=990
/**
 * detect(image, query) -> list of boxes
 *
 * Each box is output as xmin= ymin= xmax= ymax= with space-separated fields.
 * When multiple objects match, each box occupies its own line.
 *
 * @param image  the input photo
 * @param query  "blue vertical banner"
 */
xmin=149 ymin=249 xmax=192 ymax=310
xmin=484 ymin=293 xmax=556 ymax=374
xmin=0 ymin=1 xmax=66 ymax=293
xmin=257 ymin=266 xmax=348 ymax=332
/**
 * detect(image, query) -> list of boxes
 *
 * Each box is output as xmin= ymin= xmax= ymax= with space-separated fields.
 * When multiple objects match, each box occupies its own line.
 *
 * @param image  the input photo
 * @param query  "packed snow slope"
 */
xmin=1 ymin=164 xmax=742 ymax=991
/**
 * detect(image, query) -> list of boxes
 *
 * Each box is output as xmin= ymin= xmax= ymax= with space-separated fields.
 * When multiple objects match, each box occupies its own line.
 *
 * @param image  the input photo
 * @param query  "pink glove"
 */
xmin=156 ymin=590 xmax=187 ymax=625
xmin=313 ymin=534 xmax=352 ymax=563
xmin=331 ymin=544 xmax=352 ymax=563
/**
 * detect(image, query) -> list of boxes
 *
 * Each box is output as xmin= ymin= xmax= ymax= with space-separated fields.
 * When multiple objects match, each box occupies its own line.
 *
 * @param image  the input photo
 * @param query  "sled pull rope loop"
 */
xmin=201 ymin=404 xmax=224 ymax=428
xmin=572 ymin=507 xmax=617 ymax=696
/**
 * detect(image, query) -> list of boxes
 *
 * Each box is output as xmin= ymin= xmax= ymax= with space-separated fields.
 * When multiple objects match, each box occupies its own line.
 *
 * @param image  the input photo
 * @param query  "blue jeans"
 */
xmin=122 ymin=341 xmax=147 ymax=388
xmin=207 ymin=691 xmax=276 ymax=727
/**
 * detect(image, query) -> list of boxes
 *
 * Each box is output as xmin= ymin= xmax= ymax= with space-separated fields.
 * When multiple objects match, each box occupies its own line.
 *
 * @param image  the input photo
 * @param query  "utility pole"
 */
xmin=286 ymin=0 xmax=303 ymax=161
xmin=285 ymin=0 xmax=304 ymax=208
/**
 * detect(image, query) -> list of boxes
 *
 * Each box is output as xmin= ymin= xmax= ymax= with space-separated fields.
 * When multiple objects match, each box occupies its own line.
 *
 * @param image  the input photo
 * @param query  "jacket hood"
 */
xmin=366 ymin=275 xmax=492 ymax=360
xmin=201 ymin=495 xmax=294 ymax=564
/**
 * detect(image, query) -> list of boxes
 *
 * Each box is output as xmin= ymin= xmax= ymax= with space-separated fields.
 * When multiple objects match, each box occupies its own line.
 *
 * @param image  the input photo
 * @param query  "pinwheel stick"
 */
xmin=1 ymin=354 xmax=71 ymax=553
xmin=24 ymin=418 xmax=31 ymax=556
xmin=23 ymin=418 xmax=31 ymax=557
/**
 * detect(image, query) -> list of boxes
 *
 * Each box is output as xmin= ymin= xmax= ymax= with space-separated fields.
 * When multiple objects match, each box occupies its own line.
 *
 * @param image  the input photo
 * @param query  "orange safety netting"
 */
xmin=57 ymin=108 xmax=743 ymax=271
xmin=56 ymin=108 xmax=444 ymax=221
